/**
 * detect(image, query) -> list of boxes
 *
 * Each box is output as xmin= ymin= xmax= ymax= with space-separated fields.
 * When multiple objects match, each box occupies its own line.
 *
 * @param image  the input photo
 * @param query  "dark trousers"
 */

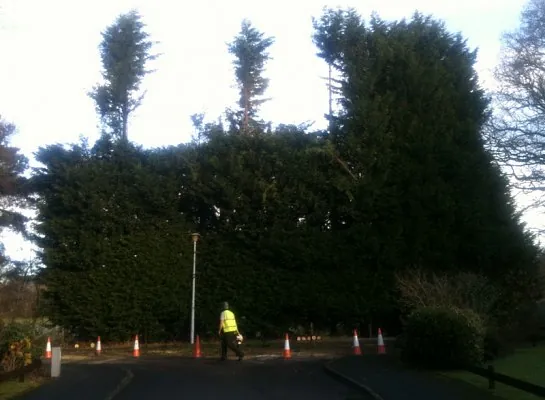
xmin=220 ymin=331 xmax=244 ymax=360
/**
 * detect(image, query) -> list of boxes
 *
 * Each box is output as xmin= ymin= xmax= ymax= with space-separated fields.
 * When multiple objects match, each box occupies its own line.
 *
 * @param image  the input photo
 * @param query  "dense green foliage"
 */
xmin=33 ymin=140 xmax=194 ymax=340
xmin=29 ymin=10 xmax=542 ymax=342
xmin=402 ymin=307 xmax=485 ymax=369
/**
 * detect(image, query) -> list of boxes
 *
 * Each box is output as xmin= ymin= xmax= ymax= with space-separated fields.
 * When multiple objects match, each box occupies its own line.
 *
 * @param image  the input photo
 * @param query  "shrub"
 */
xmin=0 ymin=321 xmax=44 ymax=372
xmin=521 ymin=301 xmax=545 ymax=345
xmin=483 ymin=325 xmax=501 ymax=361
xmin=2 ymin=337 xmax=32 ymax=372
xmin=402 ymin=306 xmax=485 ymax=369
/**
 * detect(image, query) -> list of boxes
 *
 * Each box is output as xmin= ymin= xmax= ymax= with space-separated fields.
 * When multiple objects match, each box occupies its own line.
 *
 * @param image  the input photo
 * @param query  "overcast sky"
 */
xmin=0 ymin=0 xmax=534 ymax=260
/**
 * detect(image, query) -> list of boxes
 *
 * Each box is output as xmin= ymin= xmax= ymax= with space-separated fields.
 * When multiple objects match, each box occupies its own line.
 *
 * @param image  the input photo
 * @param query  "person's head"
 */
xmin=222 ymin=301 xmax=229 ymax=311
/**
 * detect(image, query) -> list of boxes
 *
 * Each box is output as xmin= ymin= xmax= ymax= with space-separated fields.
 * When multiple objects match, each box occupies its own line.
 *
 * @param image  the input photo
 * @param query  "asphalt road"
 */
xmin=18 ymin=356 xmax=368 ymax=400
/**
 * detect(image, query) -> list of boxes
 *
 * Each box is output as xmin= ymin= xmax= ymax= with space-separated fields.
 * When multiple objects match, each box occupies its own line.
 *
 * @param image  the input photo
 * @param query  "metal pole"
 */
xmin=190 ymin=238 xmax=197 ymax=344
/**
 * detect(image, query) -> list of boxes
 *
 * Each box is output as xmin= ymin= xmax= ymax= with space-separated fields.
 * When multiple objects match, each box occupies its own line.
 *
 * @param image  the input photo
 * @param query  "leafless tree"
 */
xmin=487 ymin=0 xmax=545 ymax=221
xmin=395 ymin=268 xmax=501 ymax=323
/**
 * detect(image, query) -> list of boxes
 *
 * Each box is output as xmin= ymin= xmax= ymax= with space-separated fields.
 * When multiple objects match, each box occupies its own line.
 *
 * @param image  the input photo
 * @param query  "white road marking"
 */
xmin=88 ymin=358 xmax=123 ymax=364
xmin=104 ymin=368 xmax=134 ymax=400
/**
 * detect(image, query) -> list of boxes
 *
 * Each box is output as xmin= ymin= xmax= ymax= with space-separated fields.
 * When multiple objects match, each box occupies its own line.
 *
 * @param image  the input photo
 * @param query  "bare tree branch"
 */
xmin=487 ymin=0 xmax=545 ymax=211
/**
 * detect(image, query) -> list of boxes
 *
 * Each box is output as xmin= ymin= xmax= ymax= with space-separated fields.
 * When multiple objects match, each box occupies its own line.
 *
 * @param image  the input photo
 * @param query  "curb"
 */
xmin=323 ymin=358 xmax=384 ymax=400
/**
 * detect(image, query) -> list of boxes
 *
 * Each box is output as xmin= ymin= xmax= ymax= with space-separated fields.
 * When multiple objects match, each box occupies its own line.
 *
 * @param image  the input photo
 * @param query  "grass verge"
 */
xmin=0 ymin=373 xmax=45 ymax=400
xmin=442 ymin=344 xmax=545 ymax=400
xmin=59 ymin=338 xmax=389 ymax=361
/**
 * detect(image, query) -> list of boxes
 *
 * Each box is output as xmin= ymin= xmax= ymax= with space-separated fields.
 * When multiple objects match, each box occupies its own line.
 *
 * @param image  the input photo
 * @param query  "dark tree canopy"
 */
xmin=315 ymin=10 xmax=540 ymax=310
xmin=32 ymin=140 xmax=194 ymax=340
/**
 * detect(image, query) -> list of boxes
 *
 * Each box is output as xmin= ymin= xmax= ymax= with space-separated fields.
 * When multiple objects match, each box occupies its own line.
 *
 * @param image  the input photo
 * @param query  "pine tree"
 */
xmin=227 ymin=19 xmax=274 ymax=134
xmin=89 ymin=10 xmax=158 ymax=141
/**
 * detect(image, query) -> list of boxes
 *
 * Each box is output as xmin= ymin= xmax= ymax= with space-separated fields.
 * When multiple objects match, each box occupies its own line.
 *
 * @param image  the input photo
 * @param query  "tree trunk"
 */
xmin=328 ymin=63 xmax=333 ymax=130
xmin=122 ymin=104 xmax=129 ymax=141
xmin=243 ymin=85 xmax=250 ymax=133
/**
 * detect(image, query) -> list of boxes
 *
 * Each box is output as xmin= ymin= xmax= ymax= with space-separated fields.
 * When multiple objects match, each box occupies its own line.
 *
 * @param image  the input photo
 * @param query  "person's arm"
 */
xmin=218 ymin=311 xmax=224 ymax=335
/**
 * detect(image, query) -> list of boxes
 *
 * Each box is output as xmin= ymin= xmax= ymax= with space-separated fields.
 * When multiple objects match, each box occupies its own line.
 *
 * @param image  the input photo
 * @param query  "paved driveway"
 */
xmin=18 ymin=356 xmax=368 ymax=400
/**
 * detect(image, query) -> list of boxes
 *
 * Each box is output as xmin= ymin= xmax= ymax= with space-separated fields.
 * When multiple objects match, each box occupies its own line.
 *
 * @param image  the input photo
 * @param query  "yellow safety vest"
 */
xmin=221 ymin=310 xmax=238 ymax=333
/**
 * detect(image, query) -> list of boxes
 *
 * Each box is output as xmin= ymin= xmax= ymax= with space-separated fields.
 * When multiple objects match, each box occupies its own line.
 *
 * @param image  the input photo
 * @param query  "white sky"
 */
xmin=0 ymin=0 xmax=537 ymax=261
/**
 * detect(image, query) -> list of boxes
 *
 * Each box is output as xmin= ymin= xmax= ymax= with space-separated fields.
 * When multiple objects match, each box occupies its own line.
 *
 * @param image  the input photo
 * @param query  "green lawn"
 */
xmin=0 ymin=378 xmax=44 ymax=400
xmin=443 ymin=345 xmax=545 ymax=400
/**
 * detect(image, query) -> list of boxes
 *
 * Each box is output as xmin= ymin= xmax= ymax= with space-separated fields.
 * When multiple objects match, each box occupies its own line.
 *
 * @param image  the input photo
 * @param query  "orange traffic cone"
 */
xmin=283 ymin=333 xmax=291 ymax=359
xmin=377 ymin=328 xmax=386 ymax=354
xmin=96 ymin=336 xmax=102 ymax=355
xmin=133 ymin=335 xmax=140 ymax=357
xmin=193 ymin=335 xmax=202 ymax=358
xmin=352 ymin=329 xmax=362 ymax=355
xmin=45 ymin=337 xmax=52 ymax=359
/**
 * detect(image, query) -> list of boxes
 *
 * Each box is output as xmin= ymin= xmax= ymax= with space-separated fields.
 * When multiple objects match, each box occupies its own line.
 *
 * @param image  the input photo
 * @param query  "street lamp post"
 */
xmin=190 ymin=233 xmax=200 ymax=345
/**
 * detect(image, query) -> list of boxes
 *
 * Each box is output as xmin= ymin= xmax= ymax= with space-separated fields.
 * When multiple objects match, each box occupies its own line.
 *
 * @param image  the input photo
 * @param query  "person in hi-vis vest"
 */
xmin=218 ymin=301 xmax=244 ymax=361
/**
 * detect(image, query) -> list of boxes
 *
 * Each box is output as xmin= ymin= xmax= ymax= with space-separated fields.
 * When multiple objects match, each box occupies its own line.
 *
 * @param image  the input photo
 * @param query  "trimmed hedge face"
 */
xmin=402 ymin=306 xmax=485 ymax=369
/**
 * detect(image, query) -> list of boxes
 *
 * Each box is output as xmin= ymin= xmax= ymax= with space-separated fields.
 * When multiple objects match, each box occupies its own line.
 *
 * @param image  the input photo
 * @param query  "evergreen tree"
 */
xmin=227 ymin=19 xmax=274 ymax=134
xmin=89 ymin=10 xmax=158 ymax=141
xmin=313 ymin=9 xmax=541 ymax=316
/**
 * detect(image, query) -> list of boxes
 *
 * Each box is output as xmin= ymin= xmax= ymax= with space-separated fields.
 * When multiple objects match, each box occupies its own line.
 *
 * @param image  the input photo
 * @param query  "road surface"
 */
xmin=18 ymin=356 xmax=368 ymax=400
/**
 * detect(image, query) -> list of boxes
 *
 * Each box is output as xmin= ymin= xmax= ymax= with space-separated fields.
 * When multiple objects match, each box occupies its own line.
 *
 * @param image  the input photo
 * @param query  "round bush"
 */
xmin=0 ymin=321 xmax=44 ymax=363
xmin=401 ymin=306 xmax=485 ymax=369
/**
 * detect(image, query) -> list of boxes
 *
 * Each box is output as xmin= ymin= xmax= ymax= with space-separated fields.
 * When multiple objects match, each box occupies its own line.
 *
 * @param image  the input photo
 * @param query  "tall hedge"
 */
xmin=29 ymin=10 xmax=541 ymax=341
